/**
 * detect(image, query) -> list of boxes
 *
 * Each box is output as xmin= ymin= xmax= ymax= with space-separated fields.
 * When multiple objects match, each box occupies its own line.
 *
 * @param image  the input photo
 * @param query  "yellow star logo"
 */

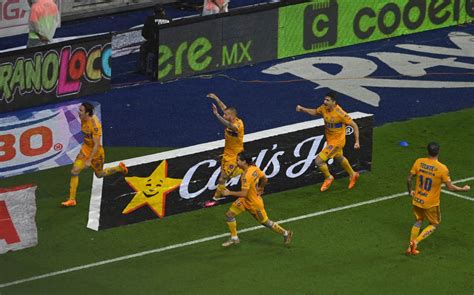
xmin=122 ymin=160 xmax=182 ymax=218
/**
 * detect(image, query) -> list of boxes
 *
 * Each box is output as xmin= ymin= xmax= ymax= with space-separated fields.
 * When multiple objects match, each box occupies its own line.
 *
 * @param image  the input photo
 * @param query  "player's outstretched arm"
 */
xmin=207 ymin=93 xmax=227 ymax=112
xmin=296 ymin=105 xmax=319 ymax=116
xmin=445 ymin=181 xmax=470 ymax=192
xmin=348 ymin=120 xmax=360 ymax=149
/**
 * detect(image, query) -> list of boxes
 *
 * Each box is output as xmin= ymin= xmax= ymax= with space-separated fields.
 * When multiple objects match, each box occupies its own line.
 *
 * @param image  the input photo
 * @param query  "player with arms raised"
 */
xmin=207 ymin=93 xmax=244 ymax=202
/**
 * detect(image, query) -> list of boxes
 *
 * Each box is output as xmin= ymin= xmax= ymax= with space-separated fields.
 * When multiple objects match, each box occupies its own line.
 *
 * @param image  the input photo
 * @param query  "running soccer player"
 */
xmin=61 ymin=102 xmax=128 ymax=207
xmin=207 ymin=93 xmax=244 ymax=201
xmin=296 ymin=91 xmax=360 ymax=192
xmin=220 ymin=152 xmax=292 ymax=247
xmin=406 ymin=142 xmax=470 ymax=255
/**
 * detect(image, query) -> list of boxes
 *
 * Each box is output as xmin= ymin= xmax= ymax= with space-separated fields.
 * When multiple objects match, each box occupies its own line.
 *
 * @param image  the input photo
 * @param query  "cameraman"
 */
xmin=139 ymin=5 xmax=171 ymax=76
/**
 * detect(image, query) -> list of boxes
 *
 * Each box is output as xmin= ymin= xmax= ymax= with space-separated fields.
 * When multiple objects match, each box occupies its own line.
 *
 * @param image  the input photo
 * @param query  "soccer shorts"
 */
xmin=413 ymin=205 xmax=441 ymax=225
xmin=221 ymin=154 xmax=243 ymax=178
xmin=229 ymin=198 xmax=269 ymax=224
xmin=318 ymin=144 xmax=343 ymax=161
xmin=75 ymin=145 xmax=105 ymax=174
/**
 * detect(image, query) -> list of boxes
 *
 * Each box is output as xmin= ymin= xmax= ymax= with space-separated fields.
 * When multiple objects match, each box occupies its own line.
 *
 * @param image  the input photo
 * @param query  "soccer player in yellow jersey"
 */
xmin=406 ymin=142 xmax=470 ymax=255
xmin=296 ymin=91 xmax=360 ymax=192
xmin=61 ymin=102 xmax=128 ymax=207
xmin=207 ymin=93 xmax=244 ymax=202
xmin=221 ymin=152 xmax=292 ymax=247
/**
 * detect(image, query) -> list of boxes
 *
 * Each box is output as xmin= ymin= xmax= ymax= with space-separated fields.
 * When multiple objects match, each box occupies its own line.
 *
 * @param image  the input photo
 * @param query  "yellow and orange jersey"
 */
xmin=224 ymin=117 xmax=244 ymax=156
xmin=410 ymin=157 xmax=450 ymax=209
xmin=81 ymin=115 xmax=102 ymax=149
xmin=316 ymin=104 xmax=353 ymax=147
xmin=240 ymin=165 xmax=265 ymax=209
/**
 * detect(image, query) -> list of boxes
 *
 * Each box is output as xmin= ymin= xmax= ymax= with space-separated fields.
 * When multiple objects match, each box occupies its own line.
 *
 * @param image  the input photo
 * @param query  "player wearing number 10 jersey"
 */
xmin=405 ymin=142 xmax=470 ymax=255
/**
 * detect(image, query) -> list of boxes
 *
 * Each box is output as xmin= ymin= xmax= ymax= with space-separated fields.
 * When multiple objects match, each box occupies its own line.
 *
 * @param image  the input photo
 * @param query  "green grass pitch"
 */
xmin=0 ymin=108 xmax=473 ymax=294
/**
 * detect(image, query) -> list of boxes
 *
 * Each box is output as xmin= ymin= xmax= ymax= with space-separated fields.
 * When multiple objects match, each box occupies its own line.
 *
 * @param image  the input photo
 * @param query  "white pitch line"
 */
xmin=442 ymin=190 xmax=474 ymax=201
xmin=1 ymin=176 xmax=473 ymax=289
xmin=452 ymin=177 xmax=474 ymax=184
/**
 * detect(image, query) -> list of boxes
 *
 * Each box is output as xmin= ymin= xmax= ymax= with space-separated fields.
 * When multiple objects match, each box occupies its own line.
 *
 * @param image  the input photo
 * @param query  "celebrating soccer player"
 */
xmin=296 ymin=91 xmax=360 ymax=192
xmin=207 ymin=93 xmax=244 ymax=201
xmin=405 ymin=142 xmax=470 ymax=255
xmin=61 ymin=102 xmax=128 ymax=207
xmin=220 ymin=152 xmax=292 ymax=247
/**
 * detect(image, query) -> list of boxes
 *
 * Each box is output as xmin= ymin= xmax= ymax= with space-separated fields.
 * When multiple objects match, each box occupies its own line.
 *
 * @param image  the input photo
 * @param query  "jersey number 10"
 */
xmin=419 ymin=175 xmax=433 ymax=192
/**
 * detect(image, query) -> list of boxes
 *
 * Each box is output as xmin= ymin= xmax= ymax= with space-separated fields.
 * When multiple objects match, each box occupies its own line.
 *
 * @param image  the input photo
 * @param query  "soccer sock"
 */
xmin=102 ymin=166 xmax=122 ymax=177
xmin=340 ymin=157 xmax=355 ymax=176
xmin=69 ymin=175 xmax=79 ymax=200
xmin=271 ymin=223 xmax=287 ymax=236
xmin=227 ymin=220 xmax=238 ymax=238
xmin=410 ymin=224 xmax=421 ymax=241
xmin=214 ymin=184 xmax=226 ymax=197
xmin=319 ymin=163 xmax=331 ymax=179
xmin=415 ymin=225 xmax=437 ymax=244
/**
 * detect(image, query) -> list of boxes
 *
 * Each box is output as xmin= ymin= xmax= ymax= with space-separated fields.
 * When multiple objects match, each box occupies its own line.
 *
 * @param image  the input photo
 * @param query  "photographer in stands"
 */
xmin=139 ymin=4 xmax=171 ymax=76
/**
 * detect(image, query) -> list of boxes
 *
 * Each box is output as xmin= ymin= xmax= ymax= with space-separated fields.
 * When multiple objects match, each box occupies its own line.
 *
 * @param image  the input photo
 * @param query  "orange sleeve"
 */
xmin=341 ymin=113 xmax=353 ymax=125
xmin=336 ymin=107 xmax=353 ymax=125
xmin=232 ymin=120 xmax=241 ymax=131
xmin=441 ymin=166 xmax=451 ymax=183
xmin=315 ymin=105 xmax=324 ymax=115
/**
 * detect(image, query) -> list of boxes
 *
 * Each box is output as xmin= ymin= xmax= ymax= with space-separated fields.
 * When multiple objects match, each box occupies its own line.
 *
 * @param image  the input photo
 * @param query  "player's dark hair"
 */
xmin=427 ymin=142 xmax=440 ymax=157
xmin=238 ymin=151 xmax=254 ymax=165
xmin=225 ymin=106 xmax=238 ymax=116
xmin=81 ymin=102 xmax=94 ymax=116
xmin=325 ymin=91 xmax=337 ymax=101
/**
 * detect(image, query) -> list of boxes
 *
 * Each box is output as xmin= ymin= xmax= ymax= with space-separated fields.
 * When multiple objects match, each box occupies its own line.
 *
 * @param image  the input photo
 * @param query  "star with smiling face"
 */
xmin=122 ymin=160 xmax=182 ymax=218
